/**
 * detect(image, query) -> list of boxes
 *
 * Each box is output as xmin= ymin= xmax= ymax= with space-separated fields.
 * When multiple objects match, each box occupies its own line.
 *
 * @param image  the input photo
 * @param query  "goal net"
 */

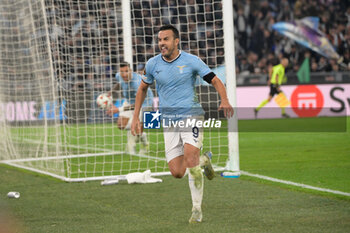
xmin=0 ymin=0 xmax=239 ymax=182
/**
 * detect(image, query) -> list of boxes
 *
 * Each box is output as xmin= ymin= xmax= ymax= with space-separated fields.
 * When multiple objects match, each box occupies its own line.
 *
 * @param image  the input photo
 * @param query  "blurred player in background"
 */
xmin=131 ymin=25 xmax=234 ymax=223
xmin=107 ymin=62 xmax=154 ymax=154
xmin=255 ymin=57 xmax=290 ymax=118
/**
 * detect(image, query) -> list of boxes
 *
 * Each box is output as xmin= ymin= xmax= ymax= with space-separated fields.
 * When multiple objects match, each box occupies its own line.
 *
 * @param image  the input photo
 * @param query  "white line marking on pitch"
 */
xmin=241 ymin=171 xmax=350 ymax=197
xmin=8 ymin=138 xmax=350 ymax=196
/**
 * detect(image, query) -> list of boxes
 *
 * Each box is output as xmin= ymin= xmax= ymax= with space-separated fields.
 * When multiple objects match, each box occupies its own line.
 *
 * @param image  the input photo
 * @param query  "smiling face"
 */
xmin=158 ymin=29 xmax=179 ymax=61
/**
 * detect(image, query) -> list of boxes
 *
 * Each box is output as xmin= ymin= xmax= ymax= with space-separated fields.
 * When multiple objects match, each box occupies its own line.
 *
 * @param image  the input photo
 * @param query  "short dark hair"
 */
xmin=159 ymin=24 xmax=179 ymax=39
xmin=119 ymin=61 xmax=130 ymax=68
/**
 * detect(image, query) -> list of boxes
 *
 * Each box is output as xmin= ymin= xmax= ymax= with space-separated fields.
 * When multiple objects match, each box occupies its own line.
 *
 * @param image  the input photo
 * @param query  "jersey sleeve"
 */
xmin=142 ymin=60 xmax=155 ymax=85
xmin=134 ymin=72 xmax=154 ymax=108
xmin=192 ymin=56 xmax=212 ymax=78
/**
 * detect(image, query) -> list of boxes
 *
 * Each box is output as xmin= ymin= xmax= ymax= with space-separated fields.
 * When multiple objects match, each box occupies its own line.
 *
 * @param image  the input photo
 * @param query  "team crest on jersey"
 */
xmin=177 ymin=65 xmax=186 ymax=74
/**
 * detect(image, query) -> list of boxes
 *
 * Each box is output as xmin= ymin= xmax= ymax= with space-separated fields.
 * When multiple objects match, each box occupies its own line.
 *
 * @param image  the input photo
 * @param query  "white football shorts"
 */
xmin=118 ymin=100 xmax=134 ymax=119
xmin=119 ymin=110 xmax=134 ymax=119
xmin=119 ymin=107 xmax=151 ymax=121
xmin=163 ymin=116 xmax=204 ymax=163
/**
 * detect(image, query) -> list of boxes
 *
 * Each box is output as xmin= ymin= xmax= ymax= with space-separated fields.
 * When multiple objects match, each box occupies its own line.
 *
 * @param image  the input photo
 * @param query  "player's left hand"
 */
xmin=218 ymin=99 xmax=234 ymax=118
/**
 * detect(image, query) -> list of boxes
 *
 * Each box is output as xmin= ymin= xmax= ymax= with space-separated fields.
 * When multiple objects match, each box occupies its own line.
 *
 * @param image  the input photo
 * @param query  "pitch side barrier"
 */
xmin=237 ymin=71 xmax=350 ymax=86
xmin=1 ymin=76 xmax=349 ymax=126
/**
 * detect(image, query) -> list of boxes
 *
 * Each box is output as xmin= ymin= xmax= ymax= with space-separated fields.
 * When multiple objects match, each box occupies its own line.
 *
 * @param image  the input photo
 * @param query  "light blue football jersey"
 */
xmin=142 ymin=51 xmax=212 ymax=119
xmin=115 ymin=72 xmax=153 ymax=107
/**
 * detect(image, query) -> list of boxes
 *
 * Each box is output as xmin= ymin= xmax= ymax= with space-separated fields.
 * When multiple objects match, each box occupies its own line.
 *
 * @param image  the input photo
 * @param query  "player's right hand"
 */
xmin=131 ymin=118 xmax=142 ymax=136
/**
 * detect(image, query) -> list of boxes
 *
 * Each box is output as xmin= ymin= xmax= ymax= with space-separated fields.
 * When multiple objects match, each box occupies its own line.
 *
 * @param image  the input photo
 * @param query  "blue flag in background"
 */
xmin=272 ymin=17 xmax=340 ymax=61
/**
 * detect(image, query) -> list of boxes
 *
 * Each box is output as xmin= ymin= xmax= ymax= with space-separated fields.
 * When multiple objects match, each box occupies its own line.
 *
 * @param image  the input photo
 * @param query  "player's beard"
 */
xmin=160 ymin=43 xmax=177 ymax=60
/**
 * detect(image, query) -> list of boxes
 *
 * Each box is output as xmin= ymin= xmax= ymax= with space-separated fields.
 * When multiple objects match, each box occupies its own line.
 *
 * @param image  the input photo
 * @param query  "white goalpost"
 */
xmin=222 ymin=0 xmax=240 ymax=175
xmin=0 ymin=0 xmax=239 ymax=182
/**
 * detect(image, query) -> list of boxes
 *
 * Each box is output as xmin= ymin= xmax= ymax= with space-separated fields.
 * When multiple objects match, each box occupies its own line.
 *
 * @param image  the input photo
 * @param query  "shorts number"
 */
xmin=192 ymin=126 xmax=199 ymax=138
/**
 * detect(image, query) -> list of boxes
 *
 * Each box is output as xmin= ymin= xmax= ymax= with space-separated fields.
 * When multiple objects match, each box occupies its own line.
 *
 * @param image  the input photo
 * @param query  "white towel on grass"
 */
xmin=126 ymin=170 xmax=162 ymax=184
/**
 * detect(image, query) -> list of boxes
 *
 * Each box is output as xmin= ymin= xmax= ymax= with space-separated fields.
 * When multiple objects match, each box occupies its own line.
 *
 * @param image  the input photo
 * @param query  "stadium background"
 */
xmin=1 ymin=0 xmax=349 ymax=124
xmin=0 ymin=1 xmax=349 ymax=232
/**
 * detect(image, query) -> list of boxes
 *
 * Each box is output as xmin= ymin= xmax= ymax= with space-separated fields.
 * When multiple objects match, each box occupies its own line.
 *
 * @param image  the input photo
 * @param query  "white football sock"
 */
xmin=126 ymin=131 xmax=136 ymax=154
xmin=188 ymin=166 xmax=203 ymax=209
xmin=140 ymin=132 xmax=148 ymax=146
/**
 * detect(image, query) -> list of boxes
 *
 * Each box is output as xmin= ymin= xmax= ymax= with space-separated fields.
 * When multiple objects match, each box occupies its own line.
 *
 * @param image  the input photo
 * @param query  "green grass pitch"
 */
xmin=0 ymin=116 xmax=349 ymax=232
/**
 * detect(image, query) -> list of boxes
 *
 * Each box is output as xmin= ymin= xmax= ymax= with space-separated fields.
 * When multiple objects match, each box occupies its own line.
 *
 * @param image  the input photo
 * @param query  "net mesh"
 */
xmin=0 ymin=0 xmax=231 ymax=181
xmin=0 ymin=0 xmax=63 ymax=176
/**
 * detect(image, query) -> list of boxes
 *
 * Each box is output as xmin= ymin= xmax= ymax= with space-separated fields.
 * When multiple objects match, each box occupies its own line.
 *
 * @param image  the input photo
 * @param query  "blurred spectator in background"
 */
xmin=46 ymin=0 xmax=350 ymax=92
xmin=311 ymin=61 xmax=318 ymax=72
xmin=236 ymin=7 xmax=249 ymax=52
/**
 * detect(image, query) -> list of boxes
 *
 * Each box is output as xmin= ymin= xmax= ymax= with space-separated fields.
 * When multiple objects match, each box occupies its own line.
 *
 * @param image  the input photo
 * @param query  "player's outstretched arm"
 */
xmin=106 ymin=105 xmax=119 ymax=116
xmin=106 ymin=102 xmax=134 ymax=116
xmin=211 ymin=76 xmax=234 ymax=118
xmin=131 ymin=81 xmax=149 ymax=136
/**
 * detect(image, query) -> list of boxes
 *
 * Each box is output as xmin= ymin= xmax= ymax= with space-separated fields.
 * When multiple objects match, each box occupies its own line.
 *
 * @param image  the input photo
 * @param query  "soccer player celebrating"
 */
xmin=107 ymin=62 xmax=153 ymax=154
xmin=131 ymin=25 xmax=234 ymax=223
xmin=255 ymin=58 xmax=290 ymax=118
